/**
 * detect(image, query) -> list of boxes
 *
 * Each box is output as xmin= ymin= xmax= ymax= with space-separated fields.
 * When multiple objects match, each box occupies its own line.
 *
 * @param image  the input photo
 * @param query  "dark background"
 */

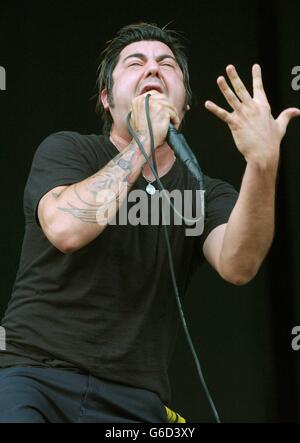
xmin=1 ymin=0 xmax=300 ymax=422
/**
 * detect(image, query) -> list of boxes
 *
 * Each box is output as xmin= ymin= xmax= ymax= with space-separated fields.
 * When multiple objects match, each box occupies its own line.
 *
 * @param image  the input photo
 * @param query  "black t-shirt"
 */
xmin=0 ymin=131 xmax=239 ymax=404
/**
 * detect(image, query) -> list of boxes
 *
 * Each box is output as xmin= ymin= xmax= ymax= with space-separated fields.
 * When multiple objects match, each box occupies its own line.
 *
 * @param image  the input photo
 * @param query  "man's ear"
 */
xmin=100 ymin=88 xmax=110 ymax=111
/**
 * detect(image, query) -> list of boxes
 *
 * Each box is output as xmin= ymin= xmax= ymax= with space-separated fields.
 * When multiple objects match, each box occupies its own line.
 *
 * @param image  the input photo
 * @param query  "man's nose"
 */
xmin=144 ymin=60 xmax=161 ymax=77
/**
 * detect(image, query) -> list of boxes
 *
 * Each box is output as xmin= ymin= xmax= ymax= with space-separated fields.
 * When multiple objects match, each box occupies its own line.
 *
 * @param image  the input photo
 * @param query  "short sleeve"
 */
xmin=24 ymin=131 xmax=97 ymax=224
xmin=199 ymin=175 xmax=239 ymax=249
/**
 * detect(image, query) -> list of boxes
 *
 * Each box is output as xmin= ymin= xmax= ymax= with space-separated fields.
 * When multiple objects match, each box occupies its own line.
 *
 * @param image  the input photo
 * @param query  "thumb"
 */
xmin=276 ymin=107 xmax=300 ymax=136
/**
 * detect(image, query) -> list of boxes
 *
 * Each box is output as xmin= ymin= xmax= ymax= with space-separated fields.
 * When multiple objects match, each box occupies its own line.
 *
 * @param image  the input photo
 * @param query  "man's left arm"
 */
xmin=203 ymin=64 xmax=300 ymax=285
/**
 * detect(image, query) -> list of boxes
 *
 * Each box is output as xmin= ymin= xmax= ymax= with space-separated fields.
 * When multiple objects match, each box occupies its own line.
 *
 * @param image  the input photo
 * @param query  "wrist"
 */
xmin=246 ymin=154 xmax=279 ymax=186
xmin=245 ymin=146 xmax=280 ymax=171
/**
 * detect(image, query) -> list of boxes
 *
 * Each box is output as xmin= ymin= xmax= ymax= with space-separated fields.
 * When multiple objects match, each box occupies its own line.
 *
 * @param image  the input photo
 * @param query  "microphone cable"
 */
xmin=126 ymin=94 xmax=221 ymax=423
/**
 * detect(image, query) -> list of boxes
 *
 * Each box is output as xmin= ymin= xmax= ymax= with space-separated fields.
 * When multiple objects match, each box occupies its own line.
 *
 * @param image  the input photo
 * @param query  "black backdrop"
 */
xmin=1 ymin=0 xmax=300 ymax=423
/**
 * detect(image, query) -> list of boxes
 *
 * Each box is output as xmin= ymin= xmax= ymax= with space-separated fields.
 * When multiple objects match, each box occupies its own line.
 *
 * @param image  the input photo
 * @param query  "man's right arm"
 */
xmin=38 ymin=135 xmax=149 ymax=254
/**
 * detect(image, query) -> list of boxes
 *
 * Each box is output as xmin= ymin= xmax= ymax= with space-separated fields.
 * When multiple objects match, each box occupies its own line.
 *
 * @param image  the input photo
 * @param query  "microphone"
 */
xmin=167 ymin=124 xmax=205 ymax=190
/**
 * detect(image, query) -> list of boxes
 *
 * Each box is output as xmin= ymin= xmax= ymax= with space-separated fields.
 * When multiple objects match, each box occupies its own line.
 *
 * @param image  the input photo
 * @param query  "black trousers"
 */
xmin=0 ymin=366 xmax=169 ymax=423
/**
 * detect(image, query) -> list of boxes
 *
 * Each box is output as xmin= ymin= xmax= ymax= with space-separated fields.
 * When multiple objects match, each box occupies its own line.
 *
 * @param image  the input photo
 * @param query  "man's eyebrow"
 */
xmin=156 ymin=54 xmax=177 ymax=63
xmin=123 ymin=53 xmax=177 ymax=63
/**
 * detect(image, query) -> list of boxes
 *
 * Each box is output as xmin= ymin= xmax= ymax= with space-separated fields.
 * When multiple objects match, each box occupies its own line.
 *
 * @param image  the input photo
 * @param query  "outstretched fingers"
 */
xmin=205 ymin=64 xmax=272 ymax=125
xmin=217 ymin=76 xmax=242 ymax=111
xmin=204 ymin=100 xmax=232 ymax=124
xmin=225 ymin=65 xmax=252 ymax=104
xmin=252 ymin=64 xmax=269 ymax=102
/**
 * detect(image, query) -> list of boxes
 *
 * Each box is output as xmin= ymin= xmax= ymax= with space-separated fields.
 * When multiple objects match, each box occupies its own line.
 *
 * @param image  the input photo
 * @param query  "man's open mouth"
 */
xmin=139 ymin=84 xmax=164 ymax=95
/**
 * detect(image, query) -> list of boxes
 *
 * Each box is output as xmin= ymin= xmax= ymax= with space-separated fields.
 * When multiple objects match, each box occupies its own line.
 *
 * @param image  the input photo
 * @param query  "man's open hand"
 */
xmin=205 ymin=64 xmax=300 ymax=165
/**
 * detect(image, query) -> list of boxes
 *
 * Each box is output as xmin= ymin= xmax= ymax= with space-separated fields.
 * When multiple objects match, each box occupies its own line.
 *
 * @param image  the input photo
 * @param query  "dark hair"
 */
xmin=94 ymin=22 xmax=192 ymax=135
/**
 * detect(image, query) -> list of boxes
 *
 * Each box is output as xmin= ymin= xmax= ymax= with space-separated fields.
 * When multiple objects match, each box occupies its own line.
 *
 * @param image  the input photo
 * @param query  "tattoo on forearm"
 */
xmin=56 ymin=138 xmax=144 ymax=224
xmin=57 ymin=191 xmax=121 ymax=224
xmin=57 ymin=203 xmax=100 ymax=224
xmin=74 ymin=185 xmax=100 ymax=207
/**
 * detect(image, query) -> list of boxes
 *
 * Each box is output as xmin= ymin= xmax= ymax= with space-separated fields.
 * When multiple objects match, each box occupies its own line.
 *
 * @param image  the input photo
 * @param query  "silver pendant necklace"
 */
xmin=142 ymin=153 xmax=176 ymax=195
xmin=145 ymin=180 xmax=156 ymax=195
xmin=142 ymin=166 xmax=157 ymax=195
xmin=142 ymin=157 xmax=157 ymax=195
